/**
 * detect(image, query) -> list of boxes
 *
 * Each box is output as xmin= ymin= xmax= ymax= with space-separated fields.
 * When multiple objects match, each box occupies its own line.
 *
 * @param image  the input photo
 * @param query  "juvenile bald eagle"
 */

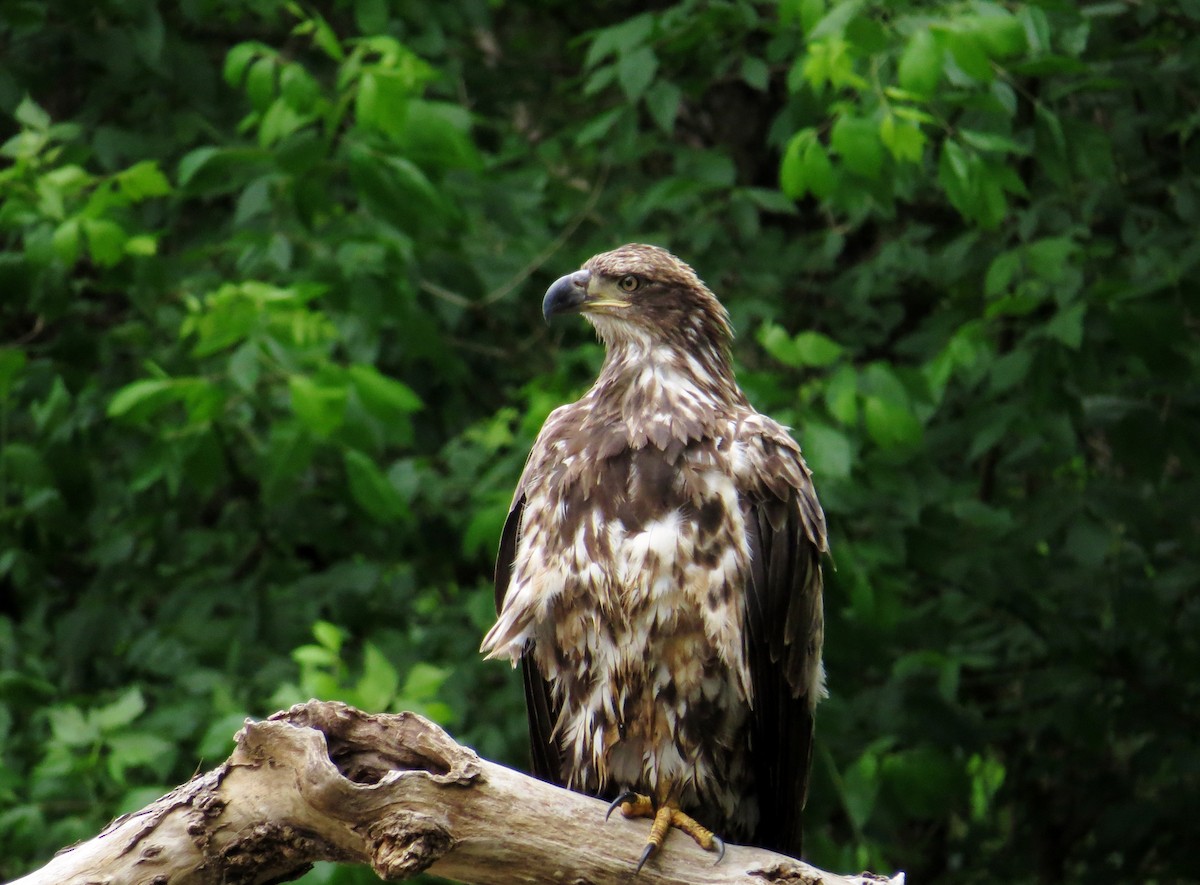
xmin=482 ymin=244 xmax=827 ymax=866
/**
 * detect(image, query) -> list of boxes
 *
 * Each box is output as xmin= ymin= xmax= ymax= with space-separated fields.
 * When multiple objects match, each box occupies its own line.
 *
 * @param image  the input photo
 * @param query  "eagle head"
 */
xmin=543 ymin=244 xmax=733 ymax=350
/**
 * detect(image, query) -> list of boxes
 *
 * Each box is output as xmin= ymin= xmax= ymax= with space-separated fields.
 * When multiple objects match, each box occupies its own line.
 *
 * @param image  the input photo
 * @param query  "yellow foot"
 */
xmin=604 ymin=790 xmax=726 ymax=871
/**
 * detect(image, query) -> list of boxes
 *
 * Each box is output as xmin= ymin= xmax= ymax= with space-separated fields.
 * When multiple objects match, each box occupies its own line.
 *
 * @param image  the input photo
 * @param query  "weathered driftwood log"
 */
xmin=9 ymin=700 xmax=903 ymax=885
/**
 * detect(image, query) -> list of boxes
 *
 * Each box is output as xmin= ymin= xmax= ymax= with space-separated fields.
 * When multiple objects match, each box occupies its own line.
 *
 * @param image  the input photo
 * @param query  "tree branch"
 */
xmin=9 ymin=701 xmax=903 ymax=885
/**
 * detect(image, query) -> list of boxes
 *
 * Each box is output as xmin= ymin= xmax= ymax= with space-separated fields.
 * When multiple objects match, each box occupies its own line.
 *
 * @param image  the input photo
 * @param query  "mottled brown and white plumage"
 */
xmin=482 ymin=244 xmax=827 ymax=857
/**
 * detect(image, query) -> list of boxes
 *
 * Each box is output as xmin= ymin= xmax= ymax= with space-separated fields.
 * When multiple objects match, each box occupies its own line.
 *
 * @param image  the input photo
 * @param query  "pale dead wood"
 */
xmin=8 ymin=700 xmax=903 ymax=885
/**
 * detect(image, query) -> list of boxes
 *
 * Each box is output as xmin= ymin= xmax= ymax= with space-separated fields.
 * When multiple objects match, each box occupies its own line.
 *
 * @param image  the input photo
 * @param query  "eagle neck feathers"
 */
xmin=582 ymin=326 xmax=743 ymax=453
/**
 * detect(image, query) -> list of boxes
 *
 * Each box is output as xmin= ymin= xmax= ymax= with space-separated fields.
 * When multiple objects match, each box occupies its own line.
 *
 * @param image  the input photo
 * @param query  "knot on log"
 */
xmin=217 ymin=822 xmax=331 ymax=883
xmin=367 ymin=811 xmax=455 ymax=879
xmin=751 ymin=862 xmax=826 ymax=885
xmin=267 ymin=700 xmax=482 ymax=787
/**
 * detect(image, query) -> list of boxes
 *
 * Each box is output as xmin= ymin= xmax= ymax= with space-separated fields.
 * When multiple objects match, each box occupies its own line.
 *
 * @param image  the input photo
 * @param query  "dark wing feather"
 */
xmin=494 ymin=494 xmax=565 ymax=785
xmin=744 ymin=471 xmax=825 ymax=858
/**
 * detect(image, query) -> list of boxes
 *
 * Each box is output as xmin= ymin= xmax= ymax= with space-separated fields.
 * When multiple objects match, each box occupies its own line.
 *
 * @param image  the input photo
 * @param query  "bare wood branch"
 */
xmin=8 ymin=700 xmax=904 ymax=885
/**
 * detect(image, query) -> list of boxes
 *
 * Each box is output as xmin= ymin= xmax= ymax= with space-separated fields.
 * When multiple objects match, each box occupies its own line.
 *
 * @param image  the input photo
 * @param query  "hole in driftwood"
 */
xmin=326 ymin=740 xmax=453 ymax=784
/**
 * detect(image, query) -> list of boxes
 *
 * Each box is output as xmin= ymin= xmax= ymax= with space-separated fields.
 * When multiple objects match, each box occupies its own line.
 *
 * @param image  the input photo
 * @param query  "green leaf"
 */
xmin=781 ymin=130 xmax=815 ymax=199
xmin=223 ymin=42 xmax=261 ymax=87
xmin=583 ymin=65 xmax=616 ymax=97
xmin=800 ymin=37 xmax=865 ymax=92
xmin=781 ymin=129 xmax=836 ymax=200
xmin=846 ymin=16 xmax=887 ymax=54
xmin=356 ymin=642 xmax=400 ymax=710
xmin=938 ymin=141 xmax=1008 ymax=228
xmin=258 ymin=97 xmax=309 ymax=147
xmin=968 ymin=753 xmax=1006 ymax=821
xmin=831 ymin=115 xmax=883 ymax=180
xmin=882 ymin=747 xmax=964 ymax=818
xmin=354 ymin=0 xmax=388 ymax=33
xmin=758 ymin=321 xmax=844 ymax=364
xmin=124 ymin=234 xmax=156 ymax=257
xmin=261 ymin=420 xmax=315 ymax=503
xmin=14 ymin=95 xmax=50 ymax=130
xmin=48 ymin=706 xmax=96 ymax=747
xmin=280 ymin=63 xmax=320 ymax=112
xmin=1025 ymin=236 xmax=1078 ymax=281
xmin=356 ymin=71 xmax=398 ymax=137
xmin=802 ymin=137 xmax=836 ymax=198
xmin=40 ymin=164 xmax=90 ymax=194
xmin=824 ymin=364 xmax=858 ymax=425
xmin=807 ymin=0 xmax=863 ymax=40
xmin=116 ymin=161 xmax=171 ymax=200
xmin=185 ymin=285 xmax=259 ymax=357
xmin=741 ymin=187 xmax=799 ymax=215
xmin=245 ymin=56 xmax=277 ymax=111
xmin=575 ymin=106 xmax=625 ymax=146
xmin=0 ymin=347 xmax=26 ymax=398
xmin=864 ymin=395 xmax=923 ymax=449
xmin=349 ymin=364 xmax=423 ymax=419
xmin=228 ymin=342 xmax=260 ymax=393
xmin=798 ymin=0 xmax=826 ymax=32
xmin=177 ymin=146 xmax=219 ymax=187
xmin=584 ymin=13 xmax=655 ymax=70
xmin=970 ymin=12 xmax=1028 ymax=59
xmin=644 ymin=80 xmax=681 ymax=134
xmin=861 ymin=364 xmax=923 ymax=448
xmin=402 ymin=662 xmax=450 ymax=701
xmin=289 ymin=375 xmax=347 ymax=437
xmin=792 ymin=330 xmax=844 ymax=366
xmin=83 ymin=218 xmax=127 ymax=267
xmin=801 ymin=421 xmax=853 ymax=480
xmin=343 ymin=449 xmax=408 ymax=523
xmin=462 ymin=493 xmax=511 ymax=558
xmin=107 ymin=379 xmax=183 ymax=421
xmin=841 ymin=748 xmax=881 ymax=830
xmin=1044 ymin=302 xmax=1086 ymax=349
xmin=943 ymin=30 xmax=993 ymax=82
xmin=106 ymin=733 xmax=175 ymax=782
xmin=985 ymin=249 xmax=1021 ymax=296
xmin=90 ymin=688 xmax=146 ymax=732
xmin=299 ymin=8 xmax=344 ymax=61
xmin=617 ymin=45 xmax=658 ymax=101
xmin=51 ymin=219 xmax=81 ymax=265
xmin=1019 ymin=6 xmax=1052 ymax=54
xmin=960 ymin=129 xmax=1027 ymax=155
xmin=312 ymin=620 xmax=346 ymax=653
xmin=401 ymin=100 xmax=481 ymax=171
xmin=181 ymin=379 xmax=224 ymax=425
xmin=989 ymin=348 xmax=1032 ymax=393
xmin=897 ymin=29 xmax=942 ymax=96
xmin=879 ymin=114 xmax=925 ymax=163
xmin=293 ymin=641 xmax=338 ymax=668
xmin=925 ymin=322 xmax=987 ymax=401
xmin=741 ymin=56 xmax=770 ymax=91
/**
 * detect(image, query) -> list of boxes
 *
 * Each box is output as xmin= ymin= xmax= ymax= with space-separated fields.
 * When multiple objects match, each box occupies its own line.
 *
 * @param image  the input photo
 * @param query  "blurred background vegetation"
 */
xmin=1 ymin=1 xmax=1197 ymax=882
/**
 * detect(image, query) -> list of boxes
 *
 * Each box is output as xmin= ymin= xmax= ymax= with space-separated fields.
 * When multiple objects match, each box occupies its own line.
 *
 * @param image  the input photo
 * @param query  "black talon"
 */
xmin=635 ymin=841 xmax=656 ymax=873
xmin=711 ymin=834 xmax=726 ymax=865
xmin=605 ymin=788 xmax=639 ymax=822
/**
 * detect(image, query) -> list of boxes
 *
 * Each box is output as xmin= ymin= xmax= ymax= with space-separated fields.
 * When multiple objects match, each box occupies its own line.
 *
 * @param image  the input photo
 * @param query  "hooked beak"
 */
xmin=542 ymin=270 xmax=591 ymax=323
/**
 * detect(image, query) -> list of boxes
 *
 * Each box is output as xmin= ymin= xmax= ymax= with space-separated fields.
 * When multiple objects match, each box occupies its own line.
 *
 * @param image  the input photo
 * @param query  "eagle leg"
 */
xmin=606 ymin=794 xmax=725 ymax=871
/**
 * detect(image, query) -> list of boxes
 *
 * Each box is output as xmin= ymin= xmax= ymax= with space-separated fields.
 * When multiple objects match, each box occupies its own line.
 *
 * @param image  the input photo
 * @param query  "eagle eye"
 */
xmin=617 ymin=274 xmax=641 ymax=293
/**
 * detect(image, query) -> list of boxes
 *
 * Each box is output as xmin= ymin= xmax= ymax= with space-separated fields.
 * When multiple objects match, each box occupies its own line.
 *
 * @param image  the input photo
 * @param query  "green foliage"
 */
xmin=1 ymin=1 xmax=1197 ymax=883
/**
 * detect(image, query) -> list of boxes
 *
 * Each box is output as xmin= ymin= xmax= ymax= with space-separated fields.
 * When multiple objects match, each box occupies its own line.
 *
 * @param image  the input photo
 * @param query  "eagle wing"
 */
xmin=741 ymin=423 xmax=827 ymax=857
xmin=494 ymin=491 xmax=564 ymax=784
